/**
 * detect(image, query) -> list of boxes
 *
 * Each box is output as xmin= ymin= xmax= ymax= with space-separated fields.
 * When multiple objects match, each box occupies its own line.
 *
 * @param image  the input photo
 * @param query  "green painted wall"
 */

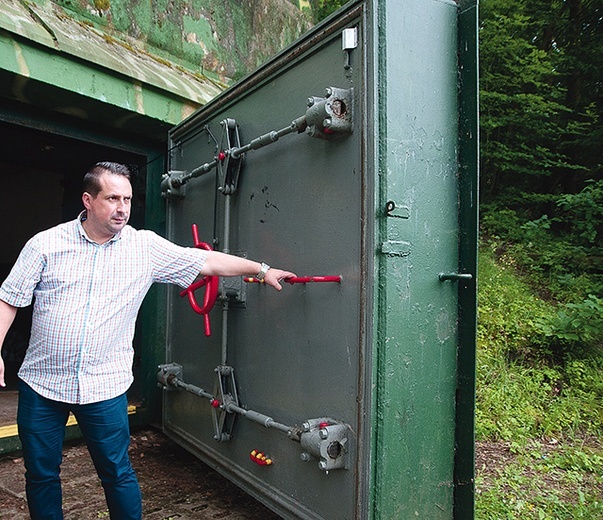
xmin=0 ymin=0 xmax=310 ymax=133
xmin=51 ymin=0 xmax=312 ymax=81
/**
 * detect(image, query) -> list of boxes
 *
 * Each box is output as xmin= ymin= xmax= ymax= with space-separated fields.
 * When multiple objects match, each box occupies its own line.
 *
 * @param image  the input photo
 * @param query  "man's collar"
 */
xmin=77 ymin=211 xmax=121 ymax=244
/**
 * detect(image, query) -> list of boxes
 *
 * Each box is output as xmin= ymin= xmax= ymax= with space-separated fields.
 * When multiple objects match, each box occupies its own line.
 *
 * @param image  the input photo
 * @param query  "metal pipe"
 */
xmin=163 ymin=373 xmax=294 ymax=434
xmin=230 ymin=116 xmax=307 ymax=159
xmin=159 ymin=366 xmax=311 ymax=445
xmin=225 ymin=402 xmax=293 ymax=434
xmin=220 ymin=195 xmax=232 ymax=365
xmin=167 ymin=159 xmax=219 ymax=189
xmin=163 ymin=116 xmax=308 ymax=196
xmin=287 ymin=276 xmax=342 ymax=284
xmin=170 ymin=376 xmax=214 ymax=401
xmin=183 ymin=159 xmax=220 ymax=182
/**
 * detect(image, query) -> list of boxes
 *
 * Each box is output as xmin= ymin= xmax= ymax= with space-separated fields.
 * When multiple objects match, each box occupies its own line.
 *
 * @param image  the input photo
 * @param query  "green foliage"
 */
xmin=477 ymin=1 xmax=603 ymax=515
xmin=480 ymin=3 xmax=577 ymax=199
xmin=539 ymin=295 xmax=603 ymax=350
xmin=307 ymin=0 xmax=346 ymax=23
xmin=477 ymin=247 xmax=552 ymax=362
xmin=555 ymin=179 xmax=603 ymax=248
xmin=476 ymin=357 xmax=603 ymax=442
xmin=480 ymin=184 xmax=603 ymax=348
xmin=480 ymin=0 xmax=602 ymax=200
xmin=479 ymin=0 xmax=603 ymax=289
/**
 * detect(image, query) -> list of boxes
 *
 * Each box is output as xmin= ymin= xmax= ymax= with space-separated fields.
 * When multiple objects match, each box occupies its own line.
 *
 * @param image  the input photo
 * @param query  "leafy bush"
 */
xmin=480 ymin=180 xmax=603 ymax=307
xmin=539 ymin=295 xmax=603 ymax=353
xmin=555 ymin=179 xmax=603 ymax=248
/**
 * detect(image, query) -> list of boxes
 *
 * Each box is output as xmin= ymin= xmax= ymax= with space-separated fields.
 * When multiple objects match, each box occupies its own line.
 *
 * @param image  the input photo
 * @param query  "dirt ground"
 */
xmin=0 ymin=426 xmax=281 ymax=519
xmin=3 ymin=400 xmax=599 ymax=519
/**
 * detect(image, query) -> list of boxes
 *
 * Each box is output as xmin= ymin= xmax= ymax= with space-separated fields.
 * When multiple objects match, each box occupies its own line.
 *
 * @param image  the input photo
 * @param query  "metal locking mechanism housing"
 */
xmin=306 ymin=87 xmax=354 ymax=139
xmin=299 ymin=417 xmax=350 ymax=472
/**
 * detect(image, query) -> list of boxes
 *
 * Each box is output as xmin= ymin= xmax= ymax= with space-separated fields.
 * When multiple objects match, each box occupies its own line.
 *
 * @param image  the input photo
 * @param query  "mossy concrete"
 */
xmin=52 ymin=0 xmax=312 ymax=81
xmin=0 ymin=0 xmax=309 ymax=129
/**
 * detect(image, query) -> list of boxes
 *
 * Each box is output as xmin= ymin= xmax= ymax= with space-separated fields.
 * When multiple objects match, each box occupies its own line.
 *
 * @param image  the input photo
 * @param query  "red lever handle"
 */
xmin=286 ymin=276 xmax=342 ymax=284
xmin=244 ymin=275 xmax=342 ymax=284
xmin=179 ymin=224 xmax=219 ymax=336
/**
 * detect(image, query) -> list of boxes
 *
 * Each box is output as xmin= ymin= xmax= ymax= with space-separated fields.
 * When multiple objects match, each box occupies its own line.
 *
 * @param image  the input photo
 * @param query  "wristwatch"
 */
xmin=256 ymin=262 xmax=270 ymax=282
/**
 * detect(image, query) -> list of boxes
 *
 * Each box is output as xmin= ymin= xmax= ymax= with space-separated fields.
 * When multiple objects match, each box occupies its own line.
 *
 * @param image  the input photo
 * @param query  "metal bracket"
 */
xmin=381 ymin=240 xmax=411 ymax=257
xmin=160 ymin=171 xmax=186 ymax=200
xmin=220 ymin=275 xmax=246 ymax=306
xmin=212 ymin=365 xmax=239 ymax=442
xmin=156 ymin=363 xmax=183 ymax=390
xmin=385 ymin=200 xmax=410 ymax=219
xmin=217 ymin=118 xmax=243 ymax=195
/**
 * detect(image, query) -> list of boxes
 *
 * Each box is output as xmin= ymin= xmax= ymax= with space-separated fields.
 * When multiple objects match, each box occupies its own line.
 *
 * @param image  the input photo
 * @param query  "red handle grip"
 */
xmin=286 ymin=276 xmax=342 ymax=284
xmin=244 ymin=275 xmax=342 ymax=284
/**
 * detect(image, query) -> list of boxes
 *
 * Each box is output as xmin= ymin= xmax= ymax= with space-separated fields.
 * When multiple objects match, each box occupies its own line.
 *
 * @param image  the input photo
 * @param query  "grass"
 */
xmin=476 ymin=438 xmax=603 ymax=519
xmin=475 ymin=247 xmax=603 ymax=519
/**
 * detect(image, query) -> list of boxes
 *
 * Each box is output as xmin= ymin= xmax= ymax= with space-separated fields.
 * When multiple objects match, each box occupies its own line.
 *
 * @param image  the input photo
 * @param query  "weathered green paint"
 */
xmin=138 ymin=165 xmax=170 ymax=428
xmin=50 ymin=0 xmax=312 ymax=81
xmin=0 ymin=0 xmax=225 ymax=122
xmin=369 ymin=0 xmax=477 ymax=518
xmin=0 ymin=33 xmax=198 ymax=124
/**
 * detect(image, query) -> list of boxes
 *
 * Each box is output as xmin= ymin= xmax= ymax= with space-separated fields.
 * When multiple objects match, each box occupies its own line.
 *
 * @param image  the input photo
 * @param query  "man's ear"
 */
xmin=82 ymin=192 xmax=92 ymax=210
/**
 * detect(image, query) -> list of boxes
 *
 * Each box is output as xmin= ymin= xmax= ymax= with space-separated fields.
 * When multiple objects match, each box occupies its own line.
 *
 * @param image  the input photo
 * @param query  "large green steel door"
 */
xmin=158 ymin=1 xmax=478 ymax=519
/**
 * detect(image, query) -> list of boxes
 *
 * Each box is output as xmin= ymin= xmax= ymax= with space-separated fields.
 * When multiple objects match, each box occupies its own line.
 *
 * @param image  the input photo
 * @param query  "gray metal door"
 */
xmin=157 ymin=1 xmax=478 ymax=518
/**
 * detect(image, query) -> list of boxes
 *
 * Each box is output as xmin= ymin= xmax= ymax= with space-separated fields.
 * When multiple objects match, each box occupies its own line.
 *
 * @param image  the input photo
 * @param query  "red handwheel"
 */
xmin=179 ymin=224 xmax=219 ymax=336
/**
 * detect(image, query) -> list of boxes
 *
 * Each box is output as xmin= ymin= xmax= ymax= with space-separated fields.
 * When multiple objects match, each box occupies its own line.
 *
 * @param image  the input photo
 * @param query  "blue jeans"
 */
xmin=17 ymin=380 xmax=142 ymax=520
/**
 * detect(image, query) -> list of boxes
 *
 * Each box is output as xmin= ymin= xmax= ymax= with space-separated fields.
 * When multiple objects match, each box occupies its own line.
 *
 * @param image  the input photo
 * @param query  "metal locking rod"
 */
xmin=157 ymin=363 xmax=352 ymax=471
xmin=161 ymin=87 xmax=354 ymax=198
xmin=162 ymin=117 xmax=306 ymax=197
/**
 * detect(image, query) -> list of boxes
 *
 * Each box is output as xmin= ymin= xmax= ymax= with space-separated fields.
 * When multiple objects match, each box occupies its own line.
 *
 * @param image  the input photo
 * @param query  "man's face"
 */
xmin=82 ymin=172 xmax=132 ymax=243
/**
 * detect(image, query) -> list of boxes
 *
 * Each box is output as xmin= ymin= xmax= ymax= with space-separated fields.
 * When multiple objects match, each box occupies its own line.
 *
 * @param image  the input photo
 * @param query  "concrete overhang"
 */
xmin=0 ymin=0 xmax=227 ymax=141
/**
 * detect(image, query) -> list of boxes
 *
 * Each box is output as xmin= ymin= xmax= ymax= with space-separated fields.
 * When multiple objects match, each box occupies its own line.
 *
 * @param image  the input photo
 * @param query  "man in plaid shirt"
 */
xmin=0 ymin=161 xmax=295 ymax=519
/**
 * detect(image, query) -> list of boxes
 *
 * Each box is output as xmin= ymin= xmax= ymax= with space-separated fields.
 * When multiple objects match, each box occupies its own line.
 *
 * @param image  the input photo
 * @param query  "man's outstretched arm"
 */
xmin=200 ymin=251 xmax=295 ymax=291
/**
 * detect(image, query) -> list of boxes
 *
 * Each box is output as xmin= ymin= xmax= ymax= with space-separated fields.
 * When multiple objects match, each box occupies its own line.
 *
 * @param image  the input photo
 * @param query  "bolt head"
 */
xmin=300 ymin=452 xmax=312 ymax=462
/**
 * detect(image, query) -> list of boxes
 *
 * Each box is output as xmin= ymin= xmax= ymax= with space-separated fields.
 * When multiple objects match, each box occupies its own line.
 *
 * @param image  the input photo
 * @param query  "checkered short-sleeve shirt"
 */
xmin=0 ymin=216 xmax=207 ymax=404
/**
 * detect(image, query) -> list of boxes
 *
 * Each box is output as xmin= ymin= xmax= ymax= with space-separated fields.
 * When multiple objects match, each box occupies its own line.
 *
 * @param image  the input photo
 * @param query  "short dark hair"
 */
xmin=83 ymin=162 xmax=131 ymax=196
